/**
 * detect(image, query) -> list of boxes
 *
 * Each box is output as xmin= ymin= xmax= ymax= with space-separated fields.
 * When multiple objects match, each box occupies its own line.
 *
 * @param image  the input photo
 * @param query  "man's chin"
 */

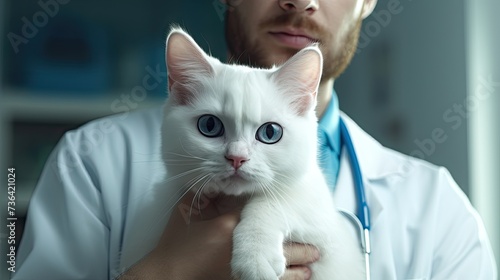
xmin=268 ymin=51 xmax=299 ymax=66
xmin=229 ymin=37 xmax=298 ymax=69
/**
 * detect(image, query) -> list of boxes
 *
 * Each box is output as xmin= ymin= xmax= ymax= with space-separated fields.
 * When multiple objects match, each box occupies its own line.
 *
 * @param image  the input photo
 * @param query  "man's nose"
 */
xmin=278 ymin=0 xmax=319 ymax=13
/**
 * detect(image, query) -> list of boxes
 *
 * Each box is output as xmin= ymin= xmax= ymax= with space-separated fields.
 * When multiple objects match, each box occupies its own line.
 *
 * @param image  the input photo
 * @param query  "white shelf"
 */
xmin=0 ymin=88 xmax=165 ymax=121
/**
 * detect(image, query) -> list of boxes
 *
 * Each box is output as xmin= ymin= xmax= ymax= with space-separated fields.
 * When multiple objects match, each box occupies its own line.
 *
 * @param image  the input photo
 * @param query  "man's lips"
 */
xmin=269 ymin=31 xmax=318 ymax=49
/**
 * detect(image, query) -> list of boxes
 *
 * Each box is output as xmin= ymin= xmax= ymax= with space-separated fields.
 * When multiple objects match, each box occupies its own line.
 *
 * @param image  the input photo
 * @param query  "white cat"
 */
xmin=162 ymin=28 xmax=365 ymax=280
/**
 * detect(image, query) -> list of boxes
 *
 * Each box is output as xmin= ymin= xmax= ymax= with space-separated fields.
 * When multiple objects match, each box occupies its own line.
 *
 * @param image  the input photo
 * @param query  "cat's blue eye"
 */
xmin=256 ymin=122 xmax=283 ymax=144
xmin=197 ymin=115 xmax=224 ymax=138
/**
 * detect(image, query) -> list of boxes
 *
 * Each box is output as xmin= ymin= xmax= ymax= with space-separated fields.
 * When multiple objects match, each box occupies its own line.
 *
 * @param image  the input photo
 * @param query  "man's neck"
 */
xmin=316 ymin=78 xmax=335 ymax=119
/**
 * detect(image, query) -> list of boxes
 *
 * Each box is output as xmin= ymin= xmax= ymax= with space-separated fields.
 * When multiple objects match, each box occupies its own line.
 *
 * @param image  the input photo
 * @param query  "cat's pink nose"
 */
xmin=225 ymin=155 xmax=249 ymax=170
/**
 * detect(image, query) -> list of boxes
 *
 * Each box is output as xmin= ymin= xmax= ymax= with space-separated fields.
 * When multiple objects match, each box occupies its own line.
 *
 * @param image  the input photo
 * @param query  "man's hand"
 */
xmin=120 ymin=192 xmax=319 ymax=279
xmin=283 ymin=241 xmax=320 ymax=279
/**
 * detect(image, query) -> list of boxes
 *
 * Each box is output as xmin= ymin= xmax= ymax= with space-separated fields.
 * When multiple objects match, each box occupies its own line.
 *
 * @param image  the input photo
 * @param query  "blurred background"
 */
xmin=0 ymin=0 xmax=498 ymax=277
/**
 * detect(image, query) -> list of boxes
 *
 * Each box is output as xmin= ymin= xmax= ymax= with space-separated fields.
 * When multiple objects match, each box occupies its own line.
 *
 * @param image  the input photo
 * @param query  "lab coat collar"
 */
xmin=339 ymin=112 xmax=404 ymax=180
xmin=334 ymin=112 xmax=405 ymax=224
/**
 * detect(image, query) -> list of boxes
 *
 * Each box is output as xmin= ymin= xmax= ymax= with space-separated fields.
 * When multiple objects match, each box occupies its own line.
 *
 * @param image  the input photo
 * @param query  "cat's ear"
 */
xmin=166 ymin=27 xmax=214 ymax=105
xmin=272 ymin=46 xmax=323 ymax=115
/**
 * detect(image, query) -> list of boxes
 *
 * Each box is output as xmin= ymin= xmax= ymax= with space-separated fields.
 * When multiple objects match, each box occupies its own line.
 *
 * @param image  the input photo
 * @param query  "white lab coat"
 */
xmin=12 ymin=107 xmax=497 ymax=280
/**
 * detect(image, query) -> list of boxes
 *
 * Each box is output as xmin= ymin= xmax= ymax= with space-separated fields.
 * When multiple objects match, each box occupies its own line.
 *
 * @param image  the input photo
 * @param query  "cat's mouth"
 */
xmin=217 ymin=169 xmax=255 ymax=187
xmin=216 ymin=172 xmax=253 ymax=195
xmin=225 ymin=170 xmax=248 ymax=181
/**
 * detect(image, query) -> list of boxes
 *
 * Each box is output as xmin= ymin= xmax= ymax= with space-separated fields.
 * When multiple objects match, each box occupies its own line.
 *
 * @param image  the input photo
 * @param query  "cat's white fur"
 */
xmin=162 ymin=28 xmax=365 ymax=280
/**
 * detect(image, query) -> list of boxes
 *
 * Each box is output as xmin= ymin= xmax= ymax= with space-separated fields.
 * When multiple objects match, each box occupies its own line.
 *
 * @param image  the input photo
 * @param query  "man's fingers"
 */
xmin=281 ymin=245 xmax=317 ymax=280
xmin=280 ymin=266 xmax=312 ymax=280
xmin=284 ymin=242 xmax=320 ymax=266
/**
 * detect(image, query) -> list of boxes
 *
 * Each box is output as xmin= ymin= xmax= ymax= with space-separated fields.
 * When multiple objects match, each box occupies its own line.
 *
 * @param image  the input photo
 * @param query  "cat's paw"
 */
xmin=231 ymin=249 xmax=286 ymax=280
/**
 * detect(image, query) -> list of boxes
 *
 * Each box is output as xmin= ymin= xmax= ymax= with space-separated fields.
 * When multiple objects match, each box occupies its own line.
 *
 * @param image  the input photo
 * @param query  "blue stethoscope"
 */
xmin=338 ymin=118 xmax=372 ymax=280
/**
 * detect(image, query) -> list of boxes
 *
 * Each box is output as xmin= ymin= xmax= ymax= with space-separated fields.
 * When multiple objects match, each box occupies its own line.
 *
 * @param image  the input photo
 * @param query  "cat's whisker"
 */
xmin=192 ymin=173 xmax=216 ymax=221
xmin=189 ymin=173 xmax=213 ymax=222
xmin=271 ymin=179 xmax=300 ymax=209
xmin=257 ymin=182 xmax=272 ymax=210
xmin=272 ymin=170 xmax=298 ymax=184
xmin=132 ymin=169 xmax=206 ymax=224
xmin=269 ymin=182 xmax=325 ymax=246
xmin=126 ymin=172 xmax=207 ymax=254
xmin=164 ymin=158 xmax=201 ymax=162
xmin=145 ymin=167 xmax=214 ymax=224
xmin=149 ymin=172 xmax=207 ymax=225
xmin=258 ymin=182 xmax=282 ymax=214
xmin=249 ymin=185 xmax=256 ymax=201
xmin=161 ymin=167 xmax=206 ymax=183
xmin=174 ymin=172 xmax=211 ymax=207
xmin=140 ymin=172 xmax=217 ymax=246
xmin=263 ymin=179 xmax=297 ymax=225
xmin=131 ymin=159 xmax=165 ymax=164
xmin=164 ymin=151 xmax=207 ymax=162
xmin=162 ymin=156 xmax=205 ymax=167
xmin=163 ymin=158 xmax=199 ymax=162
xmin=259 ymin=181 xmax=293 ymax=233
xmin=178 ymin=143 xmax=213 ymax=164
xmin=163 ymin=162 xmax=203 ymax=167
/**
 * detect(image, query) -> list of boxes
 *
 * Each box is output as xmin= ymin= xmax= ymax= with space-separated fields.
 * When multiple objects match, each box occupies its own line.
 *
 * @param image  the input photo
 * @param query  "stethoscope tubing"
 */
xmin=339 ymin=118 xmax=372 ymax=280
xmin=339 ymin=118 xmax=371 ymax=232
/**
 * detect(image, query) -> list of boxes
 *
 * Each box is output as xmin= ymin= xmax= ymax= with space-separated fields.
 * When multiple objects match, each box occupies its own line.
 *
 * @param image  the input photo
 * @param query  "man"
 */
xmin=13 ymin=0 xmax=497 ymax=279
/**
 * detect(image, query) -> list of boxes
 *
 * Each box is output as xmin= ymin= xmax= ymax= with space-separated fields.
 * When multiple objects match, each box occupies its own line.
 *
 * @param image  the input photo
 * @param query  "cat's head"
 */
xmin=162 ymin=28 xmax=323 ymax=196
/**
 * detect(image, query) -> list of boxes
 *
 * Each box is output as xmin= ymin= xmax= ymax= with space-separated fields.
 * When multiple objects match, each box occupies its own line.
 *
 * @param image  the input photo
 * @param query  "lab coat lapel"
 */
xmin=339 ymin=113 xmax=403 ymax=179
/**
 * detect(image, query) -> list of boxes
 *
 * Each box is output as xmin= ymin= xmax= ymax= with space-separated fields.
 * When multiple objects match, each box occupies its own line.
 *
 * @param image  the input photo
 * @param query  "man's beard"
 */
xmin=225 ymin=12 xmax=362 ymax=81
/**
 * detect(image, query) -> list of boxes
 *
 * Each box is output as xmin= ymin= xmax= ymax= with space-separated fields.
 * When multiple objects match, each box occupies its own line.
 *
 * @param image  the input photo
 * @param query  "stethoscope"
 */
xmin=338 ymin=118 xmax=372 ymax=280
